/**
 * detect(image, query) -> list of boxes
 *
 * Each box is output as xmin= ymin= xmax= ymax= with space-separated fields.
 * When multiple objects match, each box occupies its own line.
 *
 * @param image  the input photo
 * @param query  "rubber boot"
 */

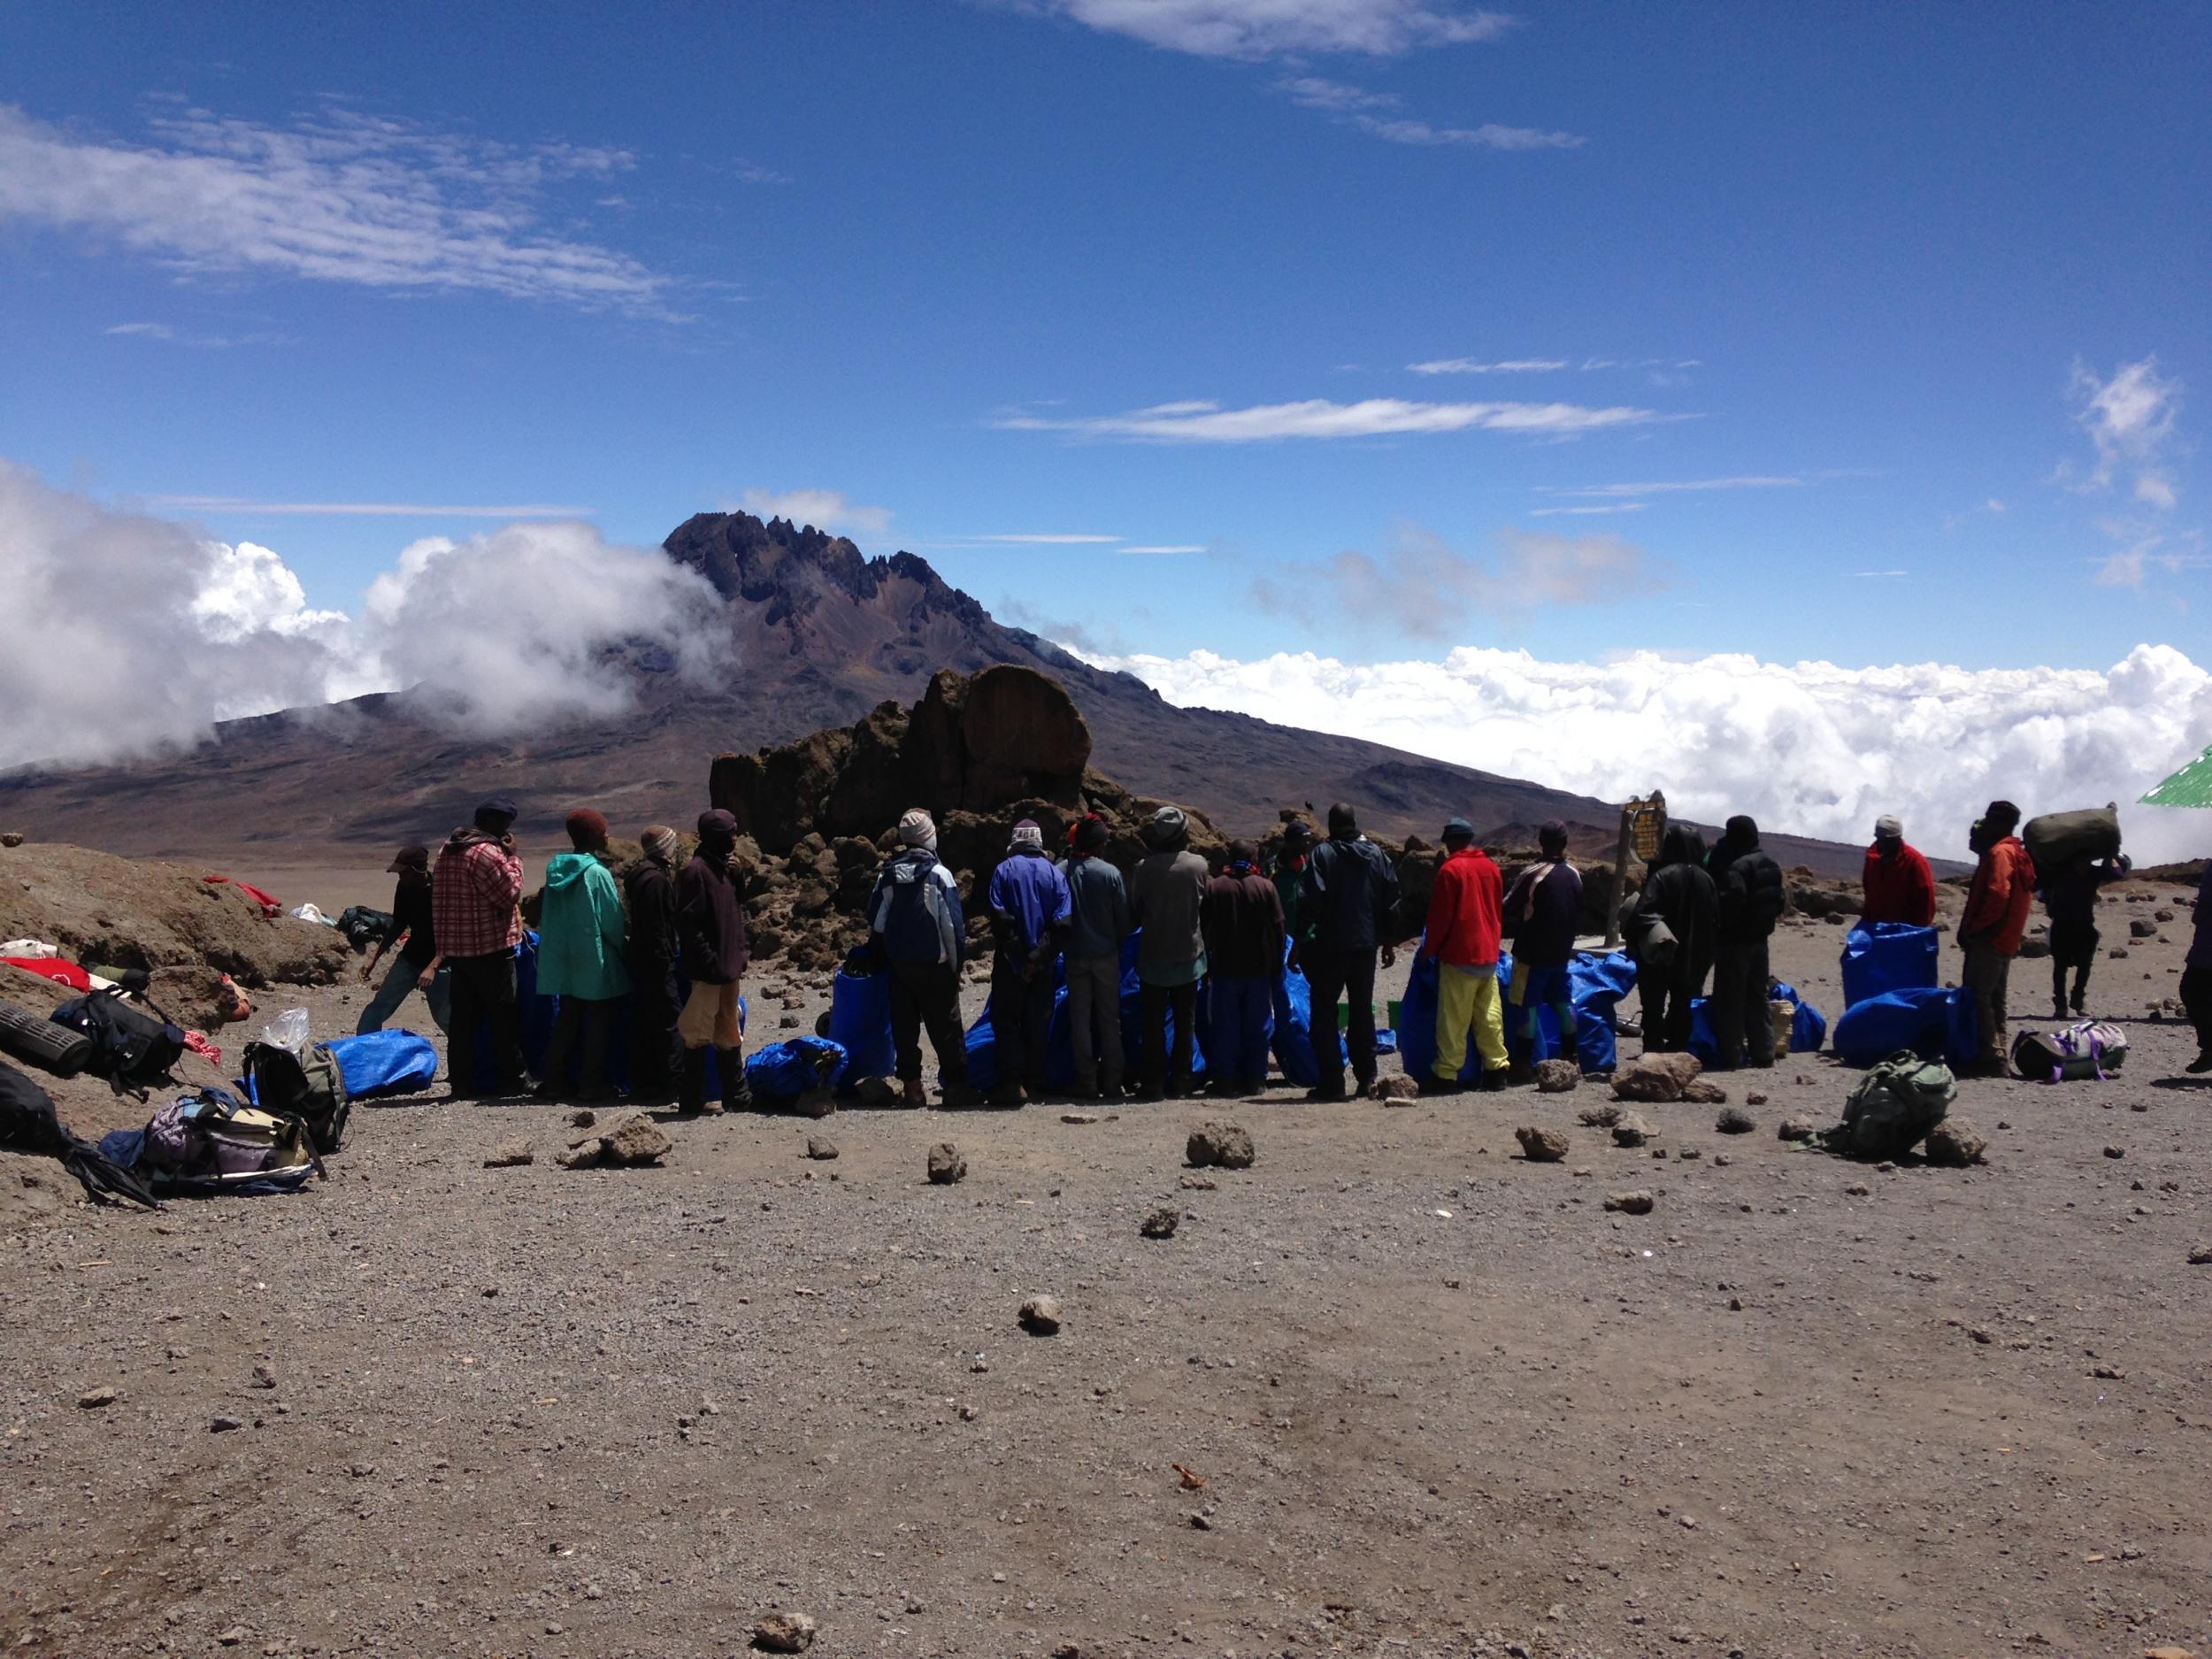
xmin=718 ymin=1047 xmax=754 ymax=1111
xmin=677 ymin=1048 xmax=710 ymax=1116
xmin=902 ymin=1079 xmax=927 ymax=1109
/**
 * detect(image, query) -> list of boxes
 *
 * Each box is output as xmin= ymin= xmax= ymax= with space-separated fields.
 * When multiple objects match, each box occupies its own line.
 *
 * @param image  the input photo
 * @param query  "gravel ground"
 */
xmin=4 ymin=878 xmax=2208 ymax=1659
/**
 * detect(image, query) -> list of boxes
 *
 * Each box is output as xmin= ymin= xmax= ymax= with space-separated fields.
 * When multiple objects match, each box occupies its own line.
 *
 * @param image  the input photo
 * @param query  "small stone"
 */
xmin=779 ymin=1012 xmax=802 ymax=1029
xmin=958 ymin=1402 xmax=980 ymax=1421
xmin=1140 ymin=1207 xmax=1180 ymax=1240
xmin=2104 ymin=1146 xmax=2125 ymax=1160
xmin=1576 ymin=1102 xmax=1623 ymax=1127
xmin=1187 ymin=1121 xmax=1256 ymax=1170
xmin=803 ymin=1135 xmax=839 ymax=1161
xmin=1715 ymin=1108 xmax=1755 ymax=1135
xmin=1712 ymin=1153 xmax=1732 ymax=1168
xmin=482 ymin=1138 xmax=534 ymax=1168
xmin=210 ymin=1416 xmax=244 ymax=1432
xmin=853 ymin=1075 xmax=899 ymax=1106
xmin=554 ymin=1141 xmax=606 ymax=1170
xmin=1924 ymin=1118 xmax=1987 ymax=1167
xmin=1746 ymin=1091 xmax=1770 ymax=1106
xmin=2187 ymin=1245 xmax=2212 ymax=1266
xmin=1778 ymin=1116 xmax=1817 ymax=1143
xmin=214 ymin=1628 xmax=249 ymax=1647
xmin=1677 ymin=1147 xmax=1702 ymax=1161
xmin=927 ymin=1142 xmax=967 ymax=1184
xmin=1604 ymin=1189 xmax=1655 ymax=1215
xmin=76 ymin=1387 xmax=119 ymax=1409
xmin=1846 ymin=1182 xmax=1871 ymax=1196
xmin=1611 ymin=1111 xmax=1655 ymax=1148
xmin=1612 ymin=1051 xmax=1703 ymax=1103
xmin=1681 ymin=1078 xmax=1728 ymax=1104
xmin=1061 ymin=1111 xmax=1099 ymax=1125
xmin=250 ymin=1364 xmax=276 ymax=1389
xmin=568 ymin=1109 xmax=596 ymax=1128
xmin=751 ymin=1610 xmax=817 ymax=1654
xmin=1018 ymin=1294 xmax=1063 ymax=1335
xmin=1514 ymin=1125 xmax=1570 ymax=1163
xmin=2131 ymin=918 xmax=2158 ymax=938
xmin=601 ymin=1112 xmax=672 ymax=1165
xmin=1368 ymin=1074 xmax=1419 ymax=1102
xmin=1532 ymin=1058 xmax=1581 ymax=1094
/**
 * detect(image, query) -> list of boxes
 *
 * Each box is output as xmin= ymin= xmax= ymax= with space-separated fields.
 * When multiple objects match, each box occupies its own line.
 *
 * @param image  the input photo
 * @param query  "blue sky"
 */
xmin=1 ymin=1 xmax=2207 ymax=683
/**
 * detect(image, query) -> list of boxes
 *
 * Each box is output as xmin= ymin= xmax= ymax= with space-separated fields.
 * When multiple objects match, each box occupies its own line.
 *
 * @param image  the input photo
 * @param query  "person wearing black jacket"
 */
xmin=1631 ymin=824 xmax=1717 ymax=1053
xmin=1302 ymin=803 xmax=1401 ymax=1100
xmin=674 ymin=809 xmax=753 ymax=1114
xmin=1704 ymin=815 xmax=1786 ymax=1069
xmin=623 ymin=825 xmax=684 ymax=1102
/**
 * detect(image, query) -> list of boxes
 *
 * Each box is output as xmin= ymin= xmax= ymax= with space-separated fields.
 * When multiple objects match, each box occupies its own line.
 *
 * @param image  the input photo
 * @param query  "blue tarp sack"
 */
xmin=1271 ymin=940 xmax=1332 ymax=1087
xmin=958 ymin=930 xmax=1212 ymax=1092
xmin=827 ymin=966 xmax=896 ymax=1094
xmin=1687 ymin=979 xmax=1827 ymax=1064
xmin=1839 ymin=924 xmax=1939 ymax=1010
xmin=1402 ymin=946 xmax=1634 ymax=1079
xmin=325 ymin=1030 xmax=438 ymax=1099
xmin=1832 ymin=985 xmax=1978 ymax=1068
xmin=744 ymin=1036 xmax=847 ymax=1103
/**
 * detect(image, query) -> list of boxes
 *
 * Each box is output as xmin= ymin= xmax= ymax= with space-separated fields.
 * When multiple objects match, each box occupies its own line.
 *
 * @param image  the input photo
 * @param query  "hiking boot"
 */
xmin=2053 ymin=997 xmax=2070 ymax=1022
xmin=901 ymin=1079 xmax=927 ymax=1109
xmin=1417 ymin=1073 xmax=1462 ymax=1097
xmin=940 ymin=1082 xmax=981 ymax=1109
xmin=2188 ymin=1049 xmax=2212 ymax=1075
xmin=1479 ymin=1069 xmax=1509 ymax=1092
xmin=1507 ymin=1058 xmax=1533 ymax=1086
xmin=2070 ymin=996 xmax=2086 ymax=1018
xmin=676 ymin=1049 xmax=710 ymax=1115
xmin=1303 ymin=1086 xmax=1346 ymax=1103
xmin=987 ymin=1084 xmax=1025 ymax=1109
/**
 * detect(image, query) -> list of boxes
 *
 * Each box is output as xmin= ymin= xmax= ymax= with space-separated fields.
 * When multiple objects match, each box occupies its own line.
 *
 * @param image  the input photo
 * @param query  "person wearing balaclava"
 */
xmin=1131 ymin=805 xmax=1211 ymax=1099
xmin=867 ymin=810 xmax=974 ymax=1108
xmin=434 ymin=796 xmax=529 ymax=1097
xmin=1631 ymin=823 xmax=1716 ymax=1053
xmin=675 ymin=809 xmax=752 ymax=1113
xmin=623 ymin=825 xmax=685 ymax=1103
xmin=985 ymin=818 xmax=1071 ymax=1106
xmin=1704 ymin=815 xmax=1786 ymax=1070
xmin=1858 ymin=815 xmax=1937 ymax=928
xmin=1958 ymin=799 xmax=2035 ymax=1075
xmin=534 ymin=808 xmax=631 ymax=1102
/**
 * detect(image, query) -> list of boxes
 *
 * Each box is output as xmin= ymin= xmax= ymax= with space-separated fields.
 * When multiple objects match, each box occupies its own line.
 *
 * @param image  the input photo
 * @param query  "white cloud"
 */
xmin=736 ymin=488 xmax=893 ymax=537
xmin=1068 ymin=640 xmax=2212 ymax=863
xmin=0 ymin=102 xmax=671 ymax=314
xmin=1541 ymin=474 xmax=1801 ymax=499
xmin=1528 ymin=503 xmax=1646 ymax=518
xmin=0 ymin=461 xmax=722 ymax=770
xmin=1853 ymin=569 xmax=1909 ymax=580
xmin=1408 ymin=357 xmax=1570 ymax=374
xmin=1026 ymin=0 xmax=1513 ymax=58
xmin=1119 ymin=544 xmax=1207 ymax=555
xmin=998 ymin=396 xmax=1656 ymax=442
xmin=1279 ymin=76 xmax=1580 ymax=150
xmin=966 ymin=533 xmax=1123 ymax=544
xmin=2068 ymin=357 xmax=2183 ymax=509
xmin=151 ymin=495 xmax=594 ymax=518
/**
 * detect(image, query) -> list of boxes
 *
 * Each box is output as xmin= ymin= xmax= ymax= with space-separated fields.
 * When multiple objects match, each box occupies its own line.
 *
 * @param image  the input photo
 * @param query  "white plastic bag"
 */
xmin=289 ymin=903 xmax=335 ymax=926
xmin=260 ymin=1008 xmax=311 ymax=1056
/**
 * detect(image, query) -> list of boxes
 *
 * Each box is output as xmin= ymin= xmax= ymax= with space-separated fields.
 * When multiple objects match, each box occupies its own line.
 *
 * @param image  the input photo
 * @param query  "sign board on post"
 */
xmin=1605 ymin=790 xmax=1667 ymax=949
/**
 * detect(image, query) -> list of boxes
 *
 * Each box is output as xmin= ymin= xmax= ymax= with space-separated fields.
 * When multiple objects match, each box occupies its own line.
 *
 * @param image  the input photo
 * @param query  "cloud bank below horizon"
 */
xmin=1070 ymin=642 xmax=2212 ymax=865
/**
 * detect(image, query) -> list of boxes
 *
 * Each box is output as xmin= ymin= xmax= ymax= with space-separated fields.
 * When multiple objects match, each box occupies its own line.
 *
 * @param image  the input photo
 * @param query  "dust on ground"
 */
xmin=4 ymin=863 xmax=2209 ymax=1659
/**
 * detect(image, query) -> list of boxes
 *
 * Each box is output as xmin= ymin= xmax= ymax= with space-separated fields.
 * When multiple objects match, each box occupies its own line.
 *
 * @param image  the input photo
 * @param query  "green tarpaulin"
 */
xmin=2141 ymin=746 xmax=2212 ymax=809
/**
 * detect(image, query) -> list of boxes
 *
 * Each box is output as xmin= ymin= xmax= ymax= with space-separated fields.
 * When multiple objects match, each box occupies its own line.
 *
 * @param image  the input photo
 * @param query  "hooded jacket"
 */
xmin=869 ymin=847 xmax=964 ymax=967
xmin=1132 ymin=846 xmax=1210 ymax=982
xmin=1422 ymin=846 xmax=1503 ymax=967
xmin=1306 ymin=834 xmax=1400 ymax=953
xmin=1504 ymin=858 xmax=1584 ymax=967
xmin=1634 ymin=825 xmax=1718 ymax=984
xmin=677 ymin=842 xmax=749 ymax=985
xmin=1707 ymin=817 xmax=1786 ymax=945
xmin=987 ymin=849 xmax=1071 ymax=966
xmin=624 ymin=851 xmax=681 ymax=995
xmin=1860 ymin=841 xmax=1937 ymax=927
xmin=1060 ymin=854 xmax=1133 ymax=963
xmin=536 ymin=852 xmax=632 ymax=1002
xmin=1202 ymin=861 xmax=1286 ymax=978
xmin=1962 ymin=834 xmax=2036 ymax=956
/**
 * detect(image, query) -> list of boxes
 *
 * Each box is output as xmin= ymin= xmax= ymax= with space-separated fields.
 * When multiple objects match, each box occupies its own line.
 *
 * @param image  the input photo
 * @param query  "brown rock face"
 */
xmin=961 ymin=665 xmax=1092 ymax=809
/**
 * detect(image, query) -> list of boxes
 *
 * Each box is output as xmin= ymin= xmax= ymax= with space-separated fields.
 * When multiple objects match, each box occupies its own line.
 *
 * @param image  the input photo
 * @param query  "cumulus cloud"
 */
xmin=2069 ymin=357 xmax=2183 ymax=508
xmin=0 ymin=462 xmax=723 ymax=771
xmin=1067 ymin=641 xmax=2212 ymax=863
xmin=1023 ymin=0 xmax=1512 ymax=58
xmin=736 ymin=488 xmax=893 ymax=537
xmin=1255 ymin=523 xmax=1669 ymax=640
xmin=0 ymin=101 xmax=671 ymax=314
xmin=997 ymin=396 xmax=1656 ymax=442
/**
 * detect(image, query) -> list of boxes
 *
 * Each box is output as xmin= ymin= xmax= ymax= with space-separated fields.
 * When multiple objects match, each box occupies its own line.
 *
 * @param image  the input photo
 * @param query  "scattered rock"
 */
xmin=2018 ymin=936 xmax=2050 ymax=959
xmin=1061 ymin=1111 xmax=1099 ymax=1125
xmin=1924 ymin=1118 xmax=1987 ymax=1167
xmin=751 ymin=1609 xmax=818 ymax=1653
xmin=2154 ymin=908 xmax=2177 ymax=923
xmin=1613 ymin=1051 xmax=1705 ymax=1104
xmin=1746 ymin=1091 xmax=1769 ymax=1107
xmin=1604 ymin=1190 xmax=1655 ymax=1215
xmin=214 ymin=1628 xmax=249 ymax=1648
xmin=803 ymin=1135 xmax=839 ymax=1161
xmin=567 ymin=1109 xmax=596 ymax=1129
xmin=1715 ymin=1108 xmax=1755 ymax=1135
xmin=482 ymin=1138 xmax=534 ymax=1168
xmin=2108 ymin=947 xmax=2131 ymax=960
xmin=1515 ymin=1125 xmax=1571 ymax=1163
xmin=1611 ymin=1111 xmax=1655 ymax=1148
xmin=1018 ymin=1294 xmax=1064 ymax=1335
xmin=0 ymin=833 xmax=22 ymax=849
xmin=927 ymin=1142 xmax=967 ymax=1185
xmin=1778 ymin=1116 xmax=1816 ymax=1143
xmin=601 ymin=1112 xmax=673 ymax=1165
xmin=1533 ymin=1058 xmax=1581 ymax=1094
xmin=1712 ymin=1153 xmax=1732 ymax=1168
xmin=2188 ymin=1245 xmax=2212 ymax=1266
xmin=2131 ymin=918 xmax=2158 ymax=938
xmin=1576 ymin=1102 xmax=1623 ymax=1127
xmin=1140 ymin=1207 xmax=1179 ymax=1240
xmin=76 ymin=1387 xmax=118 ymax=1409
xmin=210 ymin=1416 xmax=244 ymax=1433
xmin=1187 ymin=1121 xmax=1256 ymax=1170
xmin=554 ymin=1141 xmax=605 ymax=1171
xmin=779 ymin=1012 xmax=802 ymax=1029
xmin=853 ymin=1075 xmax=898 ymax=1106
xmin=2104 ymin=1145 xmax=2126 ymax=1160
xmin=1368 ymin=1074 xmax=1419 ymax=1102
xmin=1681 ymin=1078 xmax=1729 ymax=1104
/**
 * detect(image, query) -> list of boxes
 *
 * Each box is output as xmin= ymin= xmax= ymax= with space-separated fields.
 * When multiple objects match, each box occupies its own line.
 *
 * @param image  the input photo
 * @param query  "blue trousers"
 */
xmin=1206 ymin=975 xmax=1274 ymax=1087
xmin=357 ymin=953 xmax=451 ymax=1036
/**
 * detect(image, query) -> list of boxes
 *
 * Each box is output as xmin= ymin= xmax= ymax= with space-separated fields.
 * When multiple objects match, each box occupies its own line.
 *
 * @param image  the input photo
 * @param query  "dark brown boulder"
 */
xmin=959 ymin=665 xmax=1092 ymax=810
xmin=902 ymin=669 xmax=970 ymax=809
xmin=822 ymin=701 xmax=911 ymax=839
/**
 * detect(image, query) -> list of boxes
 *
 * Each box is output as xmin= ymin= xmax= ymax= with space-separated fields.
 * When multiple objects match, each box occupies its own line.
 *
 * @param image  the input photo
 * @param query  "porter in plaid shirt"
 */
xmin=432 ymin=832 xmax=524 ymax=959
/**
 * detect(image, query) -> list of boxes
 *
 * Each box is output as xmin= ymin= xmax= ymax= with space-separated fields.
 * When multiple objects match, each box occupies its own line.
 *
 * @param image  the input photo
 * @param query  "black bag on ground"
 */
xmin=0 ymin=997 xmax=95 ymax=1078
xmin=242 ymin=1041 xmax=352 ymax=1155
xmin=0 ymin=1056 xmax=159 ymax=1208
xmin=49 ymin=991 xmax=186 ymax=1087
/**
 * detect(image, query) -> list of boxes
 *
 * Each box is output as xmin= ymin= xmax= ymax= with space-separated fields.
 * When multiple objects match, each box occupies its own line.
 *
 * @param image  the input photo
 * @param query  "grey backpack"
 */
xmin=1829 ymin=1051 xmax=1956 ymax=1159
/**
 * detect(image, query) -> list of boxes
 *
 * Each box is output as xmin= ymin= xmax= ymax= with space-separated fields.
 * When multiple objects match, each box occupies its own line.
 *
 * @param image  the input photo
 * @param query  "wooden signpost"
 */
xmin=1604 ymin=790 xmax=1668 ymax=949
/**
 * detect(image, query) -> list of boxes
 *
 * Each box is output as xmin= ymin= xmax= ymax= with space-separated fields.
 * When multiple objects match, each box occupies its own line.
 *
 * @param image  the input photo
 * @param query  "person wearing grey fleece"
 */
xmin=1059 ymin=813 xmax=1133 ymax=1099
xmin=1130 ymin=805 xmax=1210 ymax=1100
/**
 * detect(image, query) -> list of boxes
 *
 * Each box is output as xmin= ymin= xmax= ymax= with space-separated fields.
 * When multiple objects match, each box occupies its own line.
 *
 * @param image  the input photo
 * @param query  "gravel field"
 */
xmin=4 ymin=871 xmax=2208 ymax=1659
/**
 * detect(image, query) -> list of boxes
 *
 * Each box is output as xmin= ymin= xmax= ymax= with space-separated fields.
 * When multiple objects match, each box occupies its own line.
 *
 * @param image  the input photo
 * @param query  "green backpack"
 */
xmin=1830 ymin=1051 xmax=1955 ymax=1159
xmin=242 ymin=1041 xmax=353 ymax=1156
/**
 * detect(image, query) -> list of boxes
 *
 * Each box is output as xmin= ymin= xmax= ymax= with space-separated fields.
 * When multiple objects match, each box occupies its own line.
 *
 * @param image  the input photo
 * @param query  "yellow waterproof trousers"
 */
xmin=1434 ymin=961 xmax=1509 ymax=1079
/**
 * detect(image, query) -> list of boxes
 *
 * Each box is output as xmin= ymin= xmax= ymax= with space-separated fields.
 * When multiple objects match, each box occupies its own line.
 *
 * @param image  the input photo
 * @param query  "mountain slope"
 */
xmin=0 ymin=511 xmax=1867 ymax=874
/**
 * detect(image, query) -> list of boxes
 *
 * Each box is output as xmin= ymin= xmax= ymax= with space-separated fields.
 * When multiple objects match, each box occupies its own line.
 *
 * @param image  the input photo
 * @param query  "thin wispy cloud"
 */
xmin=2067 ymin=356 xmax=2183 ymax=509
xmin=1279 ymin=74 xmax=1578 ymax=150
xmin=1541 ymin=474 xmax=1801 ymax=499
xmin=1529 ymin=503 xmax=1647 ymax=517
xmin=998 ymin=396 xmax=1657 ymax=443
xmin=1408 ymin=356 xmax=1570 ymax=375
xmin=969 ymin=533 xmax=1124 ymax=544
xmin=1855 ymin=569 xmax=1910 ymax=580
xmin=150 ymin=495 xmax=594 ymax=518
xmin=0 ymin=102 xmax=673 ymax=315
xmin=1119 ymin=543 xmax=1206 ymax=555
xmin=1021 ymin=0 xmax=1513 ymax=59
xmin=736 ymin=488 xmax=892 ymax=536
xmin=104 ymin=319 xmax=294 ymax=349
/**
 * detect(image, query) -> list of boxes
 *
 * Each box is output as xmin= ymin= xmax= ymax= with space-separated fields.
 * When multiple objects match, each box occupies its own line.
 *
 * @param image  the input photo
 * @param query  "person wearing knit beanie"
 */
xmin=623 ymin=825 xmax=686 ymax=1102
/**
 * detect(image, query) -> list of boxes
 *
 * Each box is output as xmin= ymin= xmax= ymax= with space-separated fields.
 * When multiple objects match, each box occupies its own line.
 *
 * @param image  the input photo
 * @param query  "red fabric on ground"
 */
xmin=2 ymin=956 xmax=92 ymax=991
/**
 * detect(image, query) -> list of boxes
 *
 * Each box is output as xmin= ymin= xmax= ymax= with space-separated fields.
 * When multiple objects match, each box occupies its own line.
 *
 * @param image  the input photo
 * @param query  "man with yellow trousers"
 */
xmin=1423 ymin=818 xmax=1509 ymax=1094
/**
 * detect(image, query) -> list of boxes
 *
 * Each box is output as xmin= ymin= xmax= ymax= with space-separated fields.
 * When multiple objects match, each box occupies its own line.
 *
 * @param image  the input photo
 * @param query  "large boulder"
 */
xmin=959 ymin=665 xmax=1091 ymax=810
xmin=1613 ymin=1051 xmax=1704 ymax=1103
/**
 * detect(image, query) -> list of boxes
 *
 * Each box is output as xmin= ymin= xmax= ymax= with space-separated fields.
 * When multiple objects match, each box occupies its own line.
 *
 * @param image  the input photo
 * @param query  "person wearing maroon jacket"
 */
xmin=1858 ymin=816 xmax=1937 ymax=927
xmin=1422 ymin=818 xmax=1509 ymax=1094
xmin=432 ymin=797 xmax=528 ymax=1099
xmin=675 ymin=809 xmax=752 ymax=1114
xmin=1202 ymin=841 xmax=1286 ymax=1095
xmin=1958 ymin=800 xmax=2037 ymax=1075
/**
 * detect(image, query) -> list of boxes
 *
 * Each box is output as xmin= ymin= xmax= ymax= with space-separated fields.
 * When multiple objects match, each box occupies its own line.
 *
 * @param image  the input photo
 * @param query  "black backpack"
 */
xmin=49 ymin=992 xmax=186 ymax=1088
xmin=242 ymin=1041 xmax=352 ymax=1155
